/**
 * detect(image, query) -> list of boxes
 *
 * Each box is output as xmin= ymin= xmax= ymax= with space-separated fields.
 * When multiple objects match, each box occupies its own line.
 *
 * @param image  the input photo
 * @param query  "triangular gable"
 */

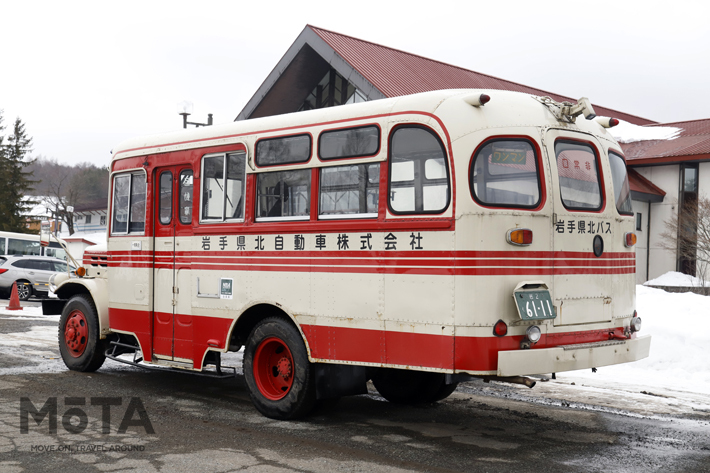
xmin=237 ymin=25 xmax=656 ymax=125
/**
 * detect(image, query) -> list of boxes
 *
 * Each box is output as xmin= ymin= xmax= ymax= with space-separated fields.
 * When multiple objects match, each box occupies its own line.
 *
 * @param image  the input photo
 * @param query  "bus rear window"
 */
xmin=608 ymin=151 xmax=633 ymax=215
xmin=470 ymin=139 xmax=541 ymax=208
xmin=555 ymin=141 xmax=602 ymax=211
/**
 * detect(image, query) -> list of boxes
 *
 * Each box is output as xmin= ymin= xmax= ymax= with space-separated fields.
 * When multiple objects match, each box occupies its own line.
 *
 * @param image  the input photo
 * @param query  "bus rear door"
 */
xmin=547 ymin=130 xmax=613 ymax=327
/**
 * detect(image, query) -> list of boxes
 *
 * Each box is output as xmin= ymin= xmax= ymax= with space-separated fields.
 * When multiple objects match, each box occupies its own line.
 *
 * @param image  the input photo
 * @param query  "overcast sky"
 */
xmin=1 ymin=0 xmax=708 ymax=168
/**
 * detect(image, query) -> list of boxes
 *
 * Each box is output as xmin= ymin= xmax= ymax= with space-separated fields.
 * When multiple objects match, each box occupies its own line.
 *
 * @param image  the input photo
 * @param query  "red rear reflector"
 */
xmin=493 ymin=320 xmax=508 ymax=337
xmin=0 ymin=269 xmax=7 ymax=274
xmin=609 ymin=118 xmax=619 ymax=127
xmin=508 ymin=229 xmax=533 ymax=246
xmin=625 ymin=232 xmax=637 ymax=247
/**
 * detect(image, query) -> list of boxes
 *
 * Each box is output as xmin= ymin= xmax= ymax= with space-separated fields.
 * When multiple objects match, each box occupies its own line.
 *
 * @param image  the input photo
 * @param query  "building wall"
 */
xmin=635 ymin=165 xmax=679 ymax=281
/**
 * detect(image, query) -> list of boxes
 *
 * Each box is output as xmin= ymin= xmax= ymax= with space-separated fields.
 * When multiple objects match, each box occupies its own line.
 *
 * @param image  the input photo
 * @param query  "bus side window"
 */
xmin=200 ymin=152 xmax=246 ymax=222
xmin=179 ymin=170 xmax=194 ymax=224
xmin=111 ymin=172 xmax=147 ymax=235
xmin=319 ymin=164 xmax=379 ymax=218
xmin=256 ymin=170 xmax=311 ymax=220
xmin=388 ymin=126 xmax=450 ymax=214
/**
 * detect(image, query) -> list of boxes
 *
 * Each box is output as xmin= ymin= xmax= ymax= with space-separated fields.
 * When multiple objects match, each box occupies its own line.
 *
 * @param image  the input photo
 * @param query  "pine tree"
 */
xmin=0 ymin=113 xmax=37 ymax=233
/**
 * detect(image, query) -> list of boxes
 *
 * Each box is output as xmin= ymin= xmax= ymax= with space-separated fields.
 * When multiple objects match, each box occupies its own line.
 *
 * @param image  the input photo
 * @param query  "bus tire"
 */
xmin=58 ymin=295 xmax=106 ymax=372
xmin=372 ymin=369 xmax=445 ymax=404
xmin=430 ymin=382 xmax=458 ymax=402
xmin=16 ymin=281 xmax=32 ymax=301
xmin=243 ymin=317 xmax=317 ymax=420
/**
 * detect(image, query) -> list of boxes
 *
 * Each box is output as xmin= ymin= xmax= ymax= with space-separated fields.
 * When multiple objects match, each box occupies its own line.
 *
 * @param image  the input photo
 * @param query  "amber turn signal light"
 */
xmin=75 ymin=267 xmax=86 ymax=277
xmin=624 ymin=232 xmax=637 ymax=247
xmin=507 ymin=228 xmax=533 ymax=246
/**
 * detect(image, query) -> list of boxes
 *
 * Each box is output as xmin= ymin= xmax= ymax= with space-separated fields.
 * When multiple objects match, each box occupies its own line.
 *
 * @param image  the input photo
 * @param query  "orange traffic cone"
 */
xmin=6 ymin=282 xmax=23 ymax=311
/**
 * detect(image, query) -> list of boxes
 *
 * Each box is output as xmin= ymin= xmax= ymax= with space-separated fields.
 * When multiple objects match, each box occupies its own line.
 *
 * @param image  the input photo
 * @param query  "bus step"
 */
xmin=105 ymin=343 xmax=237 ymax=379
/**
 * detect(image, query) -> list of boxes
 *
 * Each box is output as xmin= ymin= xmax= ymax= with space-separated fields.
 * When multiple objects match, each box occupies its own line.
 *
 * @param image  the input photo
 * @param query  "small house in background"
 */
xmin=71 ymin=200 xmax=108 ymax=235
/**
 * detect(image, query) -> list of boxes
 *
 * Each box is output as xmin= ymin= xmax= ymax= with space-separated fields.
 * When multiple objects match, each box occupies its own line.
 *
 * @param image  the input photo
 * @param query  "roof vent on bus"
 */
xmin=464 ymin=93 xmax=491 ymax=107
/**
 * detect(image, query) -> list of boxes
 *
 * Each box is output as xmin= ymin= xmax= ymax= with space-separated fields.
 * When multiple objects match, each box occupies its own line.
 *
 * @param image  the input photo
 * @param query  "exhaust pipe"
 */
xmin=480 ymin=376 xmax=536 ymax=388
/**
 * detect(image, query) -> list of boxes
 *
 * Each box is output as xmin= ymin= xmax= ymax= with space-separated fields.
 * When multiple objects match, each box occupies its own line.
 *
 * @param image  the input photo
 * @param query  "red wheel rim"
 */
xmin=64 ymin=310 xmax=88 ymax=358
xmin=253 ymin=337 xmax=294 ymax=400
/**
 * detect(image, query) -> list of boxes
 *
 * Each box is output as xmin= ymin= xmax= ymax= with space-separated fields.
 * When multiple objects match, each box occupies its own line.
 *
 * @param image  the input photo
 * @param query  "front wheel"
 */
xmin=243 ymin=317 xmax=317 ymax=420
xmin=58 ymin=295 xmax=106 ymax=372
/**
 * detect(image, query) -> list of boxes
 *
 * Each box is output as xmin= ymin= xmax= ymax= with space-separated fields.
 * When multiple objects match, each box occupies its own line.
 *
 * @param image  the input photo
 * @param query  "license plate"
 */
xmin=514 ymin=289 xmax=557 ymax=320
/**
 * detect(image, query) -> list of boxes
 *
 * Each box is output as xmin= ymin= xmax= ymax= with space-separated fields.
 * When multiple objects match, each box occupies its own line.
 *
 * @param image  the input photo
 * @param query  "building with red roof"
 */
xmin=235 ymin=25 xmax=708 ymax=284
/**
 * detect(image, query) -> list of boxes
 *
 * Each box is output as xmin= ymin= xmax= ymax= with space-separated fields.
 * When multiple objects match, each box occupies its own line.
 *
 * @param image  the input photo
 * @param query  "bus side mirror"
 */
xmin=40 ymin=221 xmax=51 ymax=247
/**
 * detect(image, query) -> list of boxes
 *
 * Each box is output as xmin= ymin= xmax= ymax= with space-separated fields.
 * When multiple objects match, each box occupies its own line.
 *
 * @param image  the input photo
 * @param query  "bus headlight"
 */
xmin=526 ymin=325 xmax=542 ymax=343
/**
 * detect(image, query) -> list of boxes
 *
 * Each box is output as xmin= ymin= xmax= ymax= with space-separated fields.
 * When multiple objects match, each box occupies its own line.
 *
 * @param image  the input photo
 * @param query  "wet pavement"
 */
xmin=1 ymin=303 xmax=709 ymax=472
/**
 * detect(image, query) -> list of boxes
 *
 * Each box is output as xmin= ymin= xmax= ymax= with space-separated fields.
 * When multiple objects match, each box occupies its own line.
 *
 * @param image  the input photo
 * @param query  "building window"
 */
xmin=85 ymin=215 xmax=92 ymax=224
xmin=299 ymin=68 xmax=366 ymax=111
xmin=678 ymin=163 xmax=699 ymax=275
xmin=636 ymin=212 xmax=642 ymax=231
xmin=100 ymin=215 xmax=106 ymax=226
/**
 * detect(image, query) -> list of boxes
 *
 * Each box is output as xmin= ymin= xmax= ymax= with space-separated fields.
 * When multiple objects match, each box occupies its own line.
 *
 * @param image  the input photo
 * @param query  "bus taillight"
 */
xmin=493 ymin=320 xmax=508 ymax=337
xmin=507 ymin=229 xmax=533 ymax=246
xmin=624 ymin=232 xmax=637 ymax=247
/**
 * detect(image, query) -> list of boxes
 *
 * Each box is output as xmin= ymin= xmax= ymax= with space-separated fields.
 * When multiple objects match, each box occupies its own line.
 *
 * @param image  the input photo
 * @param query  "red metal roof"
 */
xmin=627 ymin=168 xmax=666 ymax=197
xmin=622 ymin=118 xmax=710 ymax=165
xmin=309 ymin=26 xmax=656 ymax=126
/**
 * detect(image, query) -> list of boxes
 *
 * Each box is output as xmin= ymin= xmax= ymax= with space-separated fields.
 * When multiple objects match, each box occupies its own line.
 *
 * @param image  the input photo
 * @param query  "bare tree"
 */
xmin=660 ymin=195 xmax=710 ymax=294
xmin=41 ymin=165 xmax=81 ymax=235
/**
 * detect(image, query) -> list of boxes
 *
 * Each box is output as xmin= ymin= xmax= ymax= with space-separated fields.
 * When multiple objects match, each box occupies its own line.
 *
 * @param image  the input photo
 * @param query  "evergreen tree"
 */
xmin=0 ymin=112 xmax=37 ymax=232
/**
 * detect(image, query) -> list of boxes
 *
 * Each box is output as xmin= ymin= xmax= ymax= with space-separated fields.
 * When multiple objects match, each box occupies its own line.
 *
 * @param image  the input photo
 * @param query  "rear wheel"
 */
xmin=16 ymin=281 xmax=32 ymax=301
xmin=243 ymin=317 xmax=317 ymax=419
xmin=58 ymin=295 xmax=106 ymax=372
xmin=373 ymin=369 xmax=455 ymax=404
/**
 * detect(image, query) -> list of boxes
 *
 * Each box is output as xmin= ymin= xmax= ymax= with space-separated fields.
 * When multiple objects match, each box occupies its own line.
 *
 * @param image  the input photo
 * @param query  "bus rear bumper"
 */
xmin=497 ymin=334 xmax=651 ymax=377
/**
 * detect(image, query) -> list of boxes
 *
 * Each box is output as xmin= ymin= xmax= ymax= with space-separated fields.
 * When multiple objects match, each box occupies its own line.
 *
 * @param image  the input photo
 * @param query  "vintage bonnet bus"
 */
xmin=45 ymin=89 xmax=651 ymax=419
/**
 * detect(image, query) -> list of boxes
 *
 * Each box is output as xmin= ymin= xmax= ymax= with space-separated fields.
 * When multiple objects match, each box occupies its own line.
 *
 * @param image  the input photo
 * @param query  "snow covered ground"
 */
xmin=1 ymin=284 xmax=709 ymax=417
xmin=645 ymin=270 xmax=710 ymax=287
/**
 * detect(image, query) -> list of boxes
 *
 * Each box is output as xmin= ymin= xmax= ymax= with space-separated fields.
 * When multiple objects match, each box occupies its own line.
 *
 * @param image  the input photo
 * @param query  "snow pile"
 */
xmin=645 ymin=271 xmax=710 ymax=287
xmin=570 ymin=285 xmax=710 ymax=395
xmin=608 ymin=119 xmax=681 ymax=143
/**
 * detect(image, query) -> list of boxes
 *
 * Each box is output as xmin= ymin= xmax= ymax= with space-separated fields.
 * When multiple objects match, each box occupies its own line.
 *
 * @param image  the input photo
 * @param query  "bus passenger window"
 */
xmin=319 ymin=126 xmax=379 ymax=160
xmin=111 ymin=172 xmax=147 ymax=235
xmin=470 ymin=139 xmax=541 ymax=208
xmin=256 ymin=170 xmax=310 ymax=220
xmin=555 ymin=141 xmax=602 ymax=211
xmin=200 ymin=152 xmax=245 ymax=222
xmin=8 ymin=238 xmax=40 ymax=256
xmin=608 ymin=151 xmax=633 ymax=215
xmin=179 ymin=170 xmax=194 ymax=224
xmin=256 ymin=134 xmax=311 ymax=166
xmin=388 ymin=127 xmax=450 ymax=214
xmin=159 ymin=171 xmax=172 ymax=225
xmin=319 ymin=164 xmax=379 ymax=218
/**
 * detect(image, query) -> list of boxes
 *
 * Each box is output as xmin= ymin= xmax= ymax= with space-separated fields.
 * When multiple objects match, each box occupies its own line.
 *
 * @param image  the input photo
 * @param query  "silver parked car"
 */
xmin=0 ymin=255 xmax=75 ymax=301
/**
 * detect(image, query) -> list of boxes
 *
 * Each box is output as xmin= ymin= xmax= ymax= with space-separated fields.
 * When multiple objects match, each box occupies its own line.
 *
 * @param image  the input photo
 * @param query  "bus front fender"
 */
xmin=44 ymin=278 xmax=110 ymax=338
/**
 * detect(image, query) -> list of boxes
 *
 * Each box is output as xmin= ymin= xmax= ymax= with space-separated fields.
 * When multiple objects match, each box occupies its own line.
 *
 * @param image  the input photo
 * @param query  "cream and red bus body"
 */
xmin=79 ymin=89 xmax=646 ymax=380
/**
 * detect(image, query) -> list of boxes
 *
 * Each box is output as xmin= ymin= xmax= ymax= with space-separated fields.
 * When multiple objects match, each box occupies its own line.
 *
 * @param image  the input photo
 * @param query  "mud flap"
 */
xmin=315 ymin=364 xmax=368 ymax=400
